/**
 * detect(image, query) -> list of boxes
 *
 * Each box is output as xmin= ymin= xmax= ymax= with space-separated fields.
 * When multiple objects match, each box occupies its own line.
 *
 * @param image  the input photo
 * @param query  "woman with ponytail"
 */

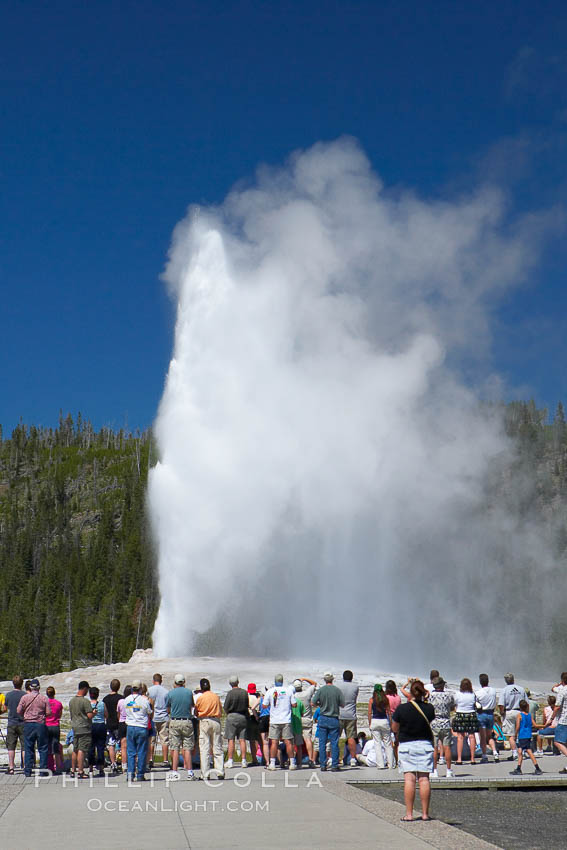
xmin=391 ymin=679 xmax=435 ymax=822
xmin=368 ymin=684 xmax=394 ymax=769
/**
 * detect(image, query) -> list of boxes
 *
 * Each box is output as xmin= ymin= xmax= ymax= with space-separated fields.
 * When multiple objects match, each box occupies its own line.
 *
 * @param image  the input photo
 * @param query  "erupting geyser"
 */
xmin=149 ymin=138 xmax=557 ymax=672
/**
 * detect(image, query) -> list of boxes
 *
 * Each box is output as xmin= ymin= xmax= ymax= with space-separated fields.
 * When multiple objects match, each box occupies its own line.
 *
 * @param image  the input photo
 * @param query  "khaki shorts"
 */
xmin=269 ymin=722 xmax=293 ymax=741
xmin=301 ymin=721 xmax=313 ymax=741
xmin=502 ymin=710 xmax=520 ymax=737
xmin=169 ymin=719 xmax=194 ymax=751
xmin=73 ymin=732 xmax=92 ymax=753
xmin=433 ymin=727 xmax=452 ymax=745
xmin=340 ymin=718 xmax=357 ymax=739
xmin=154 ymin=720 xmax=169 ymax=747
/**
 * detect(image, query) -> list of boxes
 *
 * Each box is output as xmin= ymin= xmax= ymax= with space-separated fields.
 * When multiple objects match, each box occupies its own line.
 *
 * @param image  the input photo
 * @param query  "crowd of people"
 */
xmin=2 ymin=667 xmax=567 ymax=818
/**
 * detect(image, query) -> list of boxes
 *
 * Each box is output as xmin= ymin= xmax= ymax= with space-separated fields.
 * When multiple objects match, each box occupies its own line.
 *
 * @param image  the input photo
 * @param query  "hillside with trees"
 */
xmin=0 ymin=401 xmax=566 ymax=680
xmin=0 ymin=413 xmax=158 ymax=679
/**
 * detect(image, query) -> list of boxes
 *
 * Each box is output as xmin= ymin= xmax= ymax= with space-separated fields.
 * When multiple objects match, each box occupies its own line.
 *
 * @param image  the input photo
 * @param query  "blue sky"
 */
xmin=2 ymin=0 xmax=566 ymax=432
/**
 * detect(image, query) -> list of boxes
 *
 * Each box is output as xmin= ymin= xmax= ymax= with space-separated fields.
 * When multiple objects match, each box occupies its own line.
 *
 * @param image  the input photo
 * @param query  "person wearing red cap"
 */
xmin=246 ymin=684 xmax=263 ymax=765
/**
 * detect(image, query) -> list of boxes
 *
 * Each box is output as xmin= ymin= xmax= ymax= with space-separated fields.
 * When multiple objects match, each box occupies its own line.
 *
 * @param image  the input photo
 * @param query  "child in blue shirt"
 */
xmin=510 ymin=700 xmax=542 ymax=775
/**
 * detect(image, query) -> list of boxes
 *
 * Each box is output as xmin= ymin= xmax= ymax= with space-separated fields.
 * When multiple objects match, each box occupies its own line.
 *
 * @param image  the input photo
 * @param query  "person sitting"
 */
xmin=536 ymin=695 xmax=558 ymax=755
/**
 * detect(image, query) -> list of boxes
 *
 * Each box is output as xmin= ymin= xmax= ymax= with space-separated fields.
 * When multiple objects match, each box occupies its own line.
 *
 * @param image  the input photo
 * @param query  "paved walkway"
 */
xmin=0 ymin=762 xmax=512 ymax=850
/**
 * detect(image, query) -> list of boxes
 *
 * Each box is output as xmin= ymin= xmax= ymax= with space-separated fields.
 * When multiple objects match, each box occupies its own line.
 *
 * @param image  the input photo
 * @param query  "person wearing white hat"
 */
xmin=125 ymin=680 xmax=152 ymax=782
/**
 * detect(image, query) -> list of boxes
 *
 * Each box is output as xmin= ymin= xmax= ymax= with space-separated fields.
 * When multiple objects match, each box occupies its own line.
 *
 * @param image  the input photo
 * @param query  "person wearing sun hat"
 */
xmin=246 ymin=683 xmax=263 ymax=765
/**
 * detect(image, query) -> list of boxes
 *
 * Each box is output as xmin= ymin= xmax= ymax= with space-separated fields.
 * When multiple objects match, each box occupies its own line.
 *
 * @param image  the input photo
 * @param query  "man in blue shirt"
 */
xmin=166 ymin=674 xmax=195 ymax=780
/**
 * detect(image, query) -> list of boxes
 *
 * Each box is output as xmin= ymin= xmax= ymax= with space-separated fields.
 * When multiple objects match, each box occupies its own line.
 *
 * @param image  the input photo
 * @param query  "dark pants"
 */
xmin=89 ymin=724 xmax=107 ymax=769
xmin=24 ymin=722 xmax=49 ymax=775
xmin=318 ymin=715 xmax=340 ymax=768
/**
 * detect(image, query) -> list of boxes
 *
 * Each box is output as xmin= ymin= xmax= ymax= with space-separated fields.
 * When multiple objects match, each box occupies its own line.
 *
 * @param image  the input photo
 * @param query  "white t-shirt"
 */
xmin=264 ymin=685 xmax=296 ymax=724
xmin=475 ymin=686 xmax=497 ymax=711
xmin=361 ymin=740 xmax=377 ymax=766
xmin=499 ymin=684 xmax=526 ymax=711
xmin=454 ymin=692 xmax=476 ymax=713
xmin=125 ymin=693 xmax=152 ymax=728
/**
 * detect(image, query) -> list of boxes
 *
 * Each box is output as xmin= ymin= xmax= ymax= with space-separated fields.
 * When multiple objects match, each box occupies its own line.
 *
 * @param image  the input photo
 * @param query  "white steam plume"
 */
xmin=148 ymin=138 xmax=555 ymax=673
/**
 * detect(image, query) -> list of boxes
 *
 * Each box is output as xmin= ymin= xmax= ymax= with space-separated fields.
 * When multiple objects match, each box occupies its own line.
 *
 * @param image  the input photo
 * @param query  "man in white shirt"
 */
xmin=475 ymin=673 xmax=499 ymax=762
xmin=148 ymin=673 xmax=170 ymax=768
xmin=125 ymin=679 xmax=153 ymax=781
xmin=263 ymin=674 xmax=297 ymax=771
xmin=498 ymin=673 xmax=526 ymax=761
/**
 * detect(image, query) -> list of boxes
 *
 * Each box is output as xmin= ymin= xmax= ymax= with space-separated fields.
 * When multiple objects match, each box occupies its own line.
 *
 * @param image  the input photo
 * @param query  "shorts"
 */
xmin=432 ymin=727 xmax=452 ymax=745
xmin=477 ymin=711 xmax=494 ymax=730
xmin=502 ymin=710 xmax=519 ymax=737
xmin=268 ymin=722 xmax=293 ymax=741
xmin=117 ymin=722 xmax=127 ymax=741
xmin=258 ymin=715 xmax=270 ymax=734
xmin=106 ymin=728 xmax=120 ymax=748
xmin=538 ymin=727 xmax=555 ymax=737
xmin=553 ymin=724 xmax=567 ymax=745
xmin=452 ymin=712 xmax=479 ymax=734
xmin=73 ymin=732 xmax=92 ymax=753
xmin=154 ymin=720 xmax=170 ymax=747
xmin=517 ymin=738 xmax=533 ymax=752
xmin=301 ymin=721 xmax=313 ymax=741
xmin=398 ymin=740 xmax=434 ymax=774
xmin=339 ymin=718 xmax=357 ymax=739
xmin=293 ymin=732 xmax=304 ymax=746
xmin=47 ymin=725 xmax=61 ymax=755
xmin=169 ymin=719 xmax=194 ymax=751
xmin=6 ymin=724 xmax=24 ymax=750
xmin=224 ymin=713 xmax=248 ymax=740
xmin=246 ymin=717 xmax=261 ymax=742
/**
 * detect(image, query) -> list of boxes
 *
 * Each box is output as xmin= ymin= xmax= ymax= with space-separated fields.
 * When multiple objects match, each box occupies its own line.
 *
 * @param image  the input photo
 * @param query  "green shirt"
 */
xmin=291 ymin=699 xmax=304 ymax=735
xmin=312 ymin=684 xmax=345 ymax=718
xmin=69 ymin=696 xmax=92 ymax=733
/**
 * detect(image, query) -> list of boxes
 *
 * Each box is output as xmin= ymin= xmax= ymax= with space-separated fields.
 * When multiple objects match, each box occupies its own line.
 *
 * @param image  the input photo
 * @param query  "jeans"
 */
xmin=126 ymin=725 xmax=148 ymax=779
xmin=318 ymin=715 xmax=340 ymax=768
xmin=24 ymin=722 xmax=49 ymax=774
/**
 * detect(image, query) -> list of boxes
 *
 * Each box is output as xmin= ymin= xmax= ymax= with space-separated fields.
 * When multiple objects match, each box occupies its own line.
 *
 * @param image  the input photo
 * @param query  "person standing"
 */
xmin=509 ymin=700 xmax=543 ymax=776
xmin=69 ymin=681 xmax=93 ymax=779
xmin=452 ymin=678 xmax=479 ymax=765
xmin=367 ymin=684 xmax=394 ymax=770
xmin=194 ymin=678 xmax=224 ymax=780
xmin=475 ymin=674 xmax=499 ymax=762
xmin=223 ymin=675 xmax=250 ymax=768
xmin=312 ymin=672 xmax=345 ymax=772
xmin=551 ymin=674 xmax=567 ymax=772
xmin=246 ymin=683 xmax=263 ymax=765
xmin=498 ymin=673 xmax=527 ymax=761
xmin=264 ymin=674 xmax=298 ymax=771
xmin=125 ymin=679 xmax=153 ymax=781
xmin=5 ymin=675 xmax=25 ymax=775
xmin=88 ymin=687 xmax=107 ymax=777
xmin=167 ymin=674 xmax=195 ymax=780
xmin=391 ymin=680 xmax=435 ymax=822
xmin=148 ymin=673 xmax=170 ymax=768
xmin=428 ymin=677 xmax=454 ymax=778
xmin=103 ymin=679 xmax=123 ymax=774
xmin=45 ymin=686 xmax=63 ymax=773
xmin=17 ymin=678 xmax=51 ymax=776
xmin=338 ymin=670 xmax=359 ymax=767
xmin=293 ymin=677 xmax=317 ymax=767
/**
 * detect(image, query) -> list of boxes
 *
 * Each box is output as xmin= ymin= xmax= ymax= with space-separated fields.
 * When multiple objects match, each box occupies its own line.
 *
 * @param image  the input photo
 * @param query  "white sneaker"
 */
xmin=289 ymin=761 xmax=297 ymax=770
xmin=439 ymin=756 xmax=446 ymax=765
xmin=225 ymin=759 xmax=234 ymax=769
xmin=240 ymin=761 xmax=249 ymax=768
xmin=446 ymin=768 xmax=454 ymax=778
xmin=429 ymin=769 xmax=438 ymax=778
xmin=167 ymin=771 xmax=180 ymax=781
xmin=267 ymin=763 xmax=277 ymax=771
xmin=350 ymin=758 xmax=357 ymax=767
xmin=327 ymin=757 xmax=332 ymax=767
xmin=535 ymin=750 xmax=544 ymax=757
xmin=187 ymin=770 xmax=194 ymax=780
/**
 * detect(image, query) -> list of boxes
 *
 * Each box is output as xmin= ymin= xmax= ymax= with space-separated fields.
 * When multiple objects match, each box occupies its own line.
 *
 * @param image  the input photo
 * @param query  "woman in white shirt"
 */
xmin=452 ymin=678 xmax=479 ymax=765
